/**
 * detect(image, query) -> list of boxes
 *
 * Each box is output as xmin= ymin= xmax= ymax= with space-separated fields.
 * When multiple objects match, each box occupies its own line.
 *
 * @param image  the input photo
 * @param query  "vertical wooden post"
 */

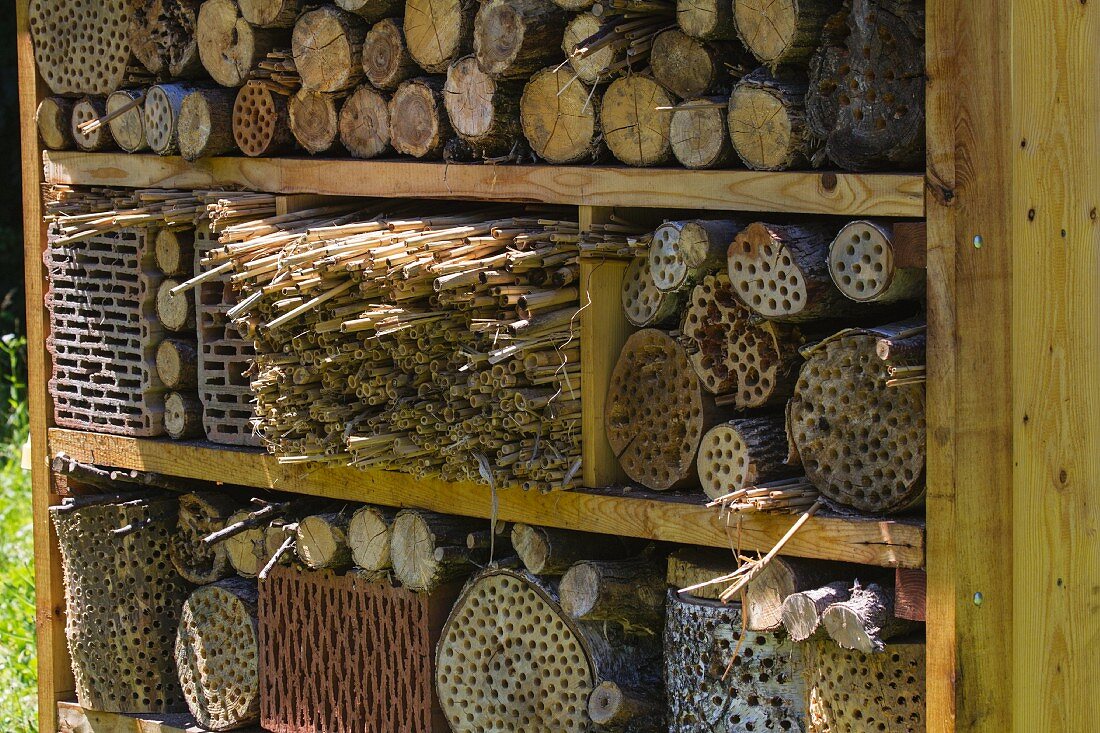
xmin=275 ymin=194 xmax=335 ymax=216
xmin=579 ymin=206 xmax=630 ymax=488
xmin=17 ymin=2 xmax=74 ymax=731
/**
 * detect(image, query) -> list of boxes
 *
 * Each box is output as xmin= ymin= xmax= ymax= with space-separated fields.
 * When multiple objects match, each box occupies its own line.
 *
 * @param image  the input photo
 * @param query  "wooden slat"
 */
xmin=1011 ymin=1 xmax=1100 ymax=728
xmin=41 ymin=151 xmax=926 ymax=216
xmin=58 ymin=701 xmax=263 ymax=733
xmin=47 ymin=429 xmax=925 ymax=569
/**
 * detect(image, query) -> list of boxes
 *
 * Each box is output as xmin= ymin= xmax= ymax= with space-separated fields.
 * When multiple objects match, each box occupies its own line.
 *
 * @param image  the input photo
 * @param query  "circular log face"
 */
xmin=363 ymin=18 xmax=414 ymax=90
xmin=30 ymin=0 xmax=132 ymax=94
xmin=621 ymin=255 xmax=681 ymax=327
xmin=650 ymin=30 xmax=717 ymax=99
xmin=389 ymin=79 xmax=444 ymax=158
xmin=473 ymin=0 xmax=525 ymax=77
xmin=670 ymin=100 xmax=730 ymax=169
xmin=444 ymin=57 xmax=495 ymax=139
xmin=36 ymin=98 xmax=74 ymax=150
xmin=71 ymin=98 xmax=113 ymax=152
xmin=600 ymin=76 xmax=674 ymax=167
xmin=728 ymin=82 xmax=797 ymax=170
xmin=436 ymin=570 xmax=595 ymax=732
xmin=339 ymin=84 xmax=391 ymax=158
xmin=289 ymin=90 xmax=341 ymax=154
xmin=404 ymin=0 xmax=468 ymax=72
xmin=348 ymin=506 xmax=391 ymax=570
xmin=520 ymin=67 xmax=599 ymax=164
xmin=108 ymin=91 xmax=148 ymax=153
xmin=293 ymin=8 xmax=364 ymax=92
xmin=828 ymin=220 xmax=896 ymax=301
xmin=789 ymin=332 xmax=925 ymax=513
xmin=197 ymin=0 xmax=257 ymax=87
xmin=561 ymin=13 xmax=607 ymax=84
xmin=733 ymin=0 xmax=798 ymax=64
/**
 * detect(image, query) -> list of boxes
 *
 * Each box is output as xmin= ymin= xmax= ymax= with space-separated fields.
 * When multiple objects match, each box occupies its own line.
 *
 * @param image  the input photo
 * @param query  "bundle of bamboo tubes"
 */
xmin=707 ymin=476 xmax=821 ymax=515
xmin=181 ymin=201 xmax=584 ymax=492
xmin=248 ymin=49 xmax=301 ymax=96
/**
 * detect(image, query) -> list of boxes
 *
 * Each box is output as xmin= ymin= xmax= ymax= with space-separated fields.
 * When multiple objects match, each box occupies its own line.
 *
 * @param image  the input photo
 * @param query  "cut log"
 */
xmin=443 ymin=56 xmax=523 ymax=157
xmin=175 ymin=578 xmax=260 ymax=730
xmin=197 ymin=0 xmax=288 ymax=87
xmin=697 ymin=415 xmax=801 ymax=500
xmin=362 ymin=17 xmax=419 ymax=90
xmin=600 ymin=75 xmax=674 ymax=167
xmin=170 ymin=492 xmax=241 ymax=585
xmin=289 ymin=90 xmax=344 ymax=154
xmin=293 ymin=7 xmax=368 ymax=92
xmin=670 ymin=97 xmax=733 ymax=169
xmin=178 ymin=87 xmax=238 ymax=160
xmin=157 ymin=278 xmax=196 ymax=332
xmin=622 ymin=255 xmax=683 ymax=327
xmin=156 ymin=338 xmax=199 ymax=390
xmin=233 ymin=82 xmax=296 ymax=156
xmin=145 ymin=82 xmax=202 ymax=155
xmin=807 ymin=0 xmax=925 ymax=170
xmin=36 ymin=97 xmax=76 ymax=151
xmin=390 ymin=509 xmax=482 ymax=590
xmin=389 ymin=77 xmax=452 ymax=158
xmin=606 ymin=329 xmax=725 ymax=490
xmin=650 ymin=30 xmax=732 ymax=99
xmin=588 ymin=681 xmax=662 ymax=731
xmin=728 ymin=67 xmax=817 ymax=171
xmin=511 ymin=523 xmax=643 ymax=575
xmin=894 ymin=567 xmax=926 ymax=622
xmin=520 ymin=65 xmax=603 ymax=164
xmin=130 ymin=0 xmax=204 ymax=79
xmin=224 ymin=509 xmax=268 ymax=578
xmin=676 ymin=0 xmax=738 ymax=41
xmin=474 ymin=0 xmax=568 ymax=80
xmin=403 ymin=0 xmax=475 ymax=73
xmin=338 ymin=83 xmax=392 ymax=158
xmin=822 ymin=581 xmax=919 ymax=653
xmin=782 ymin=580 xmax=851 ymax=641
xmin=157 ymin=225 xmax=196 ymax=275
xmin=337 ymin=0 xmax=404 ymax=22
xmin=561 ymin=13 xmax=607 ymax=84
xmin=296 ymin=511 xmax=353 ymax=570
xmin=71 ymin=97 xmax=116 ymax=152
xmin=727 ymin=221 xmax=862 ymax=321
xmin=666 ymin=547 xmax=732 ymax=601
xmin=560 ymin=559 xmax=666 ymax=634
xmin=743 ymin=556 xmax=838 ymax=631
xmin=649 ymin=219 xmax=740 ymax=293
xmin=29 ymin=0 xmax=132 ymax=96
xmin=348 ymin=505 xmax=395 ymax=571
xmin=876 ymin=332 xmax=926 ymax=362
xmin=263 ymin=520 xmax=297 ymax=571
xmin=733 ymin=0 xmax=840 ymax=68
xmin=165 ymin=392 xmax=204 ymax=440
xmin=239 ymin=0 xmax=302 ymax=27
xmin=106 ymin=89 xmax=150 ymax=153
xmin=828 ymin=219 xmax=926 ymax=303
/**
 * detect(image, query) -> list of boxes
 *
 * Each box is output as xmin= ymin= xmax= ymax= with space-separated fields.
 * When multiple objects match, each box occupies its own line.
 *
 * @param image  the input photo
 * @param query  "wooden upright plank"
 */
xmin=41 ymin=151 xmax=926 ymax=216
xmin=47 ymin=429 xmax=926 ymax=568
xmin=1011 ymin=1 xmax=1100 ymax=728
xmin=17 ymin=3 xmax=73 ymax=732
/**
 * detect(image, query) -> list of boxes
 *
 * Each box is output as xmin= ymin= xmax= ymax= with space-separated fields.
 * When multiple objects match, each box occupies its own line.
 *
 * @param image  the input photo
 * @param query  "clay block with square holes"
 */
xmin=45 ymin=228 xmax=166 ymax=436
xmin=259 ymin=565 xmax=456 ymax=733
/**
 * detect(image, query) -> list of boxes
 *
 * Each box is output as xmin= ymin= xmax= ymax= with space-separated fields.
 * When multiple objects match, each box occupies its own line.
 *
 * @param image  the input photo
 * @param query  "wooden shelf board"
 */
xmin=49 ymin=428 xmax=925 ymax=569
xmin=42 ymin=151 xmax=925 ymax=217
xmin=57 ymin=701 xmax=264 ymax=733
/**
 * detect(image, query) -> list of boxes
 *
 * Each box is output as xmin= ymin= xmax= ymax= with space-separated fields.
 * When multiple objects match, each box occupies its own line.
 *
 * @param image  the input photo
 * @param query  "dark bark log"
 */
xmin=443 ymin=56 xmax=523 ymax=156
xmin=782 ymin=579 xmax=851 ymax=641
xmin=697 ymin=415 xmax=801 ymax=500
xmin=178 ymin=87 xmax=238 ymax=160
xmin=728 ymin=67 xmax=818 ymax=170
xmin=165 ymin=391 xmax=204 ymax=440
xmin=733 ymin=0 xmax=840 ymax=68
xmin=36 ymin=97 xmax=76 ymax=150
xmin=511 ymin=523 xmax=644 ymax=575
xmin=156 ymin=337 xmax=199 ymax=390
xmin=559 ymin=558 xmax=666 ymax=634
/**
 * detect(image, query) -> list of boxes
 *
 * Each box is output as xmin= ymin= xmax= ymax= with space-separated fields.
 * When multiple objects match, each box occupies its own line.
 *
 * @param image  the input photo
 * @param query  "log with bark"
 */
xmin=621 ymin=254 xmax=683 ymax=328
xmin=130 ymin=0 xmax=204 ymax=79
xmin=296 ymin=511 xmax=353 ymax=569
xmin=348 ymin=505 xmax=395 ymax=571
xmin=669 ymin=97 xmax=733 ymax=169
xmin=827 ymin=219 xmax=925 ymax=303
xmin=36 ymin=97 xmax=76 ymax=151
xmin=71 ymin=97 xmax=116 ymax=152
xmin=697 ymin=415 xmax=801 ymax=500
xmin=178 ymin=87 xmax=238 ymax=160
xmin=650 ymin=30 xmax=735 ymax=99
xmin=666 ymin=547 xmax=732 ymax=601
xmin=600 ymin=75 xmax=675 ymax=167
xmin=390 ymin=509 xmax=483 ymax=590
xmin=233 ymin=81 xmax=296 ymax=156
xmin=389 ymin=77 xmax=452 ymax=158
xmin=144 ymin=83 xmax=197 ymax=155
xmin=648 ymin=218 xmax=739 ymax=293
xmin=239 ymin=0 xmax=303 ymax=27
xmin=676 ymin=0 xmax=738 ymax=41
xmin=520 ymin=65 xmax=603 ymax=164
xmin=474 ymin=0 xmax=568 ymax=80
xmin=443 ymin=56 xmax=523 ymax=157
xmin=293 ymin=7 xmax=368 ymax=92
xmin=197 ymin=0 xmax=288 ymax=87
xmin=106 ymin=89 xmax=150 ymax=153
xmin=338 ymin=83 xmax=392 ymax=158
xmin=821 ymin=580 xmax=919 ymax=653
xmin=362 ymin=17 xmax=419 ymax=90
xmin=588 ymin=680 xmax=662 ymax=731
xmin=170 ymin=492 xmax=242 ymax=584
xmin=223 ymin=509 xmax=269 ymax=577
xmin=733 ymin=0 xmax=840 ymax=68
xmin=156 ymin=337 xmax=199 ymax=390
xmin=560 ymin=558 xmax=666 ymax=634
xmin=289 ymin=90 xmax=345 ymax=154
xmin=155 ymin=227 xmax=196 ymax=278
xmin=403 ymin=0 xmax=476 ymax=73
xmin=337 ymin=0 xmax=404 ymax=22
xmin=728 ymin=67 xmax=818 ymax=171
xmin=781 ymin=579 xmax=851 ymax=640
xmin=157 ymin=278 xmax=196 ymax=332
xmin=742 ymin=556 xmax=843 ymax=632
xmin=165 ymin=391 xmax=204 ymax=440
xmin=511 ymin=523 xmax=644 ymax=575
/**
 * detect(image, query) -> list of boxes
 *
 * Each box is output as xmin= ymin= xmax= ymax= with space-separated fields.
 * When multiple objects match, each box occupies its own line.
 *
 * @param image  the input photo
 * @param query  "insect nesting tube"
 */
xmin=787 ymin=325 xmax=926 ymax=514
xmin=71 ymin=96 xmax=115 ymax=152
xmin=621 ymin=255 xmax=682 ymax=328
xmin=696 ymin=415 xmax=800 ymax=501
xmin=649 ymin=220 xmax=741 ymax=294
xmin=233 ymin=81 xmax=296 ymax=157
xmin=828 ymin=220 xmax=925 ymax=304
xmin=606 ymin=329 xmax=723 ymax=490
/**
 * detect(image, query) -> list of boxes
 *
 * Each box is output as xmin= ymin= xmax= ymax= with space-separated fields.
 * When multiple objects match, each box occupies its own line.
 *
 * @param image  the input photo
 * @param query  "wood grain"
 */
xmin=48 ymin=429 xmax=925 ymax=568
xmin=41 ymin=151 xmax=925 ymax=216
xmin=58 ymin=701 xmax=263 ymax=733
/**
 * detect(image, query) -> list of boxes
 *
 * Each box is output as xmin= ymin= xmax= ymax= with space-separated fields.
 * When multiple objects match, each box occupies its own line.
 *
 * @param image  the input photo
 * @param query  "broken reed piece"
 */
xmin=348 ymin=504 xmax=395 ymax=571
xmin=197 ymin=0 xmax=289 ymax=87
xmin=621 ymin=254 xmax=682 ymax=327
xmin=336 ymin=0 xmax=403 ymax=22
xmin=606 ymin=329 xmax=724 ymax=490
xmin=681 ymin=273 xmax=804 ymax=408
xmin=178 ymin=87 xmax=239 ymax=160
xmin=404 ymin=0 xmax=476 ymax=73
xmin=233 ymin=81 xmax=296 ymax=156
xmin=36 ymin=97 xmax=77 ymax=150
xmin=361 ymin=17 xmax=418 ymax=90
xmin=292 ymin=7 xmax=367 ymax=93
xmin=170 ymin=492 xmax=242 ymax=584
xmin=649 ymin=219 xmax=739 ymax=293
xmin=781 ymin=579 xmax=851 ymax=641
xmin=733 ymin=0 xmax=840 ymax=68
xmin=175 ymin=578 xmax=261 ymax=731
xmin=828 ymin=219 xmax=926 ymax=303
xmin=289 ymin=90 xmax=344 ymax=154
xmin=474 ymin=0 xmax=569 ymax=80
xmin=338 ymin=83 xmax=392 ymax=158
xmin=129 ymin=0 xmax=204 ymax=79
xmin=165 ymin=392 xmax=204 ymax=440
xmin=727 ymin=221 xmax=863 ymax=322
xmin=788 ymin=321 xmax=926 ymax=513
xmin=389 ymin=77 xmax=452 ymax=158
xmin=444 ymin=56 xmax=524 ymax=157
xmin=295 ymin=511 xmax=353 ymax=570
xmin=675 ymin=0 xmax=738 ymax=41
xmin=560 ymin=11 xmax=666 ymax=85
xmin=156 ymin=338 xmax=199 ymax=390
xmin=29 ymin=0 xmax=133 ymax=95
xmin=520 ymin=65 xmax=603 ymax=164
xmin=390 ymin=510 xmax=483 ymax=591
xmin=697 ymin=415 xmax=800 ymax=500
xmin=238 ymin=0 xmax=302 ymax=27
xmin=559 ymin=558 xmax=666 ymax=634
xmin=807 ymin=0 xmax=925 ymax=170
xmin=821 ymin=580 xmax=919 ymax=653
xmin=71 ymin=97 xmax=116 ymax=152
xmin=154 ymin=227 xmax=196 ymax=277
xmin=728 ymin=67 xmax=818 ymax=171
xmin=511 ymin=523 xmax=644 ymax=575
xmin=601 ymin=75 xmax=675 ymax=166
xmin=670 ymin=97 xmax=734 ymax=169
xmin=650 ymin=30 xmax=734 ymax=99
xmin=667 ymin=547 xmax=732 ymax=601
xmin=106 ymin=89 xmax=150 ymax=153
xmin=157 ymin=278 xmax=196 ymax=332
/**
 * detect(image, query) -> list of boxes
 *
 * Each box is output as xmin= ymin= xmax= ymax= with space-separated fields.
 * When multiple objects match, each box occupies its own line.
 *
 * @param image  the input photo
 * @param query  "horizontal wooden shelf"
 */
xmin=43 ymin=151 xmax=925 ymax=217
xmin=49 ymin=428 xmax=925 ymax=569
xmin=58 ymin=701 xmax=261 ymax=733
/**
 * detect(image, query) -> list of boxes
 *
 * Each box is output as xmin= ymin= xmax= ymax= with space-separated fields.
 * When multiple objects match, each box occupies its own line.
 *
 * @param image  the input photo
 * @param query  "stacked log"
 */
xmin=197 ymin=0 xmax=289 ymax=87
xmin=178 ymin=88 xmax=239 ymax=159
xmin=239 ymin=0 xmax=303 ymax=28
xmin=474 ymin=0 xmax=568 ymax=79
xmin=601 ymin=75 xmax=675 ymax=167
xmin=170 ymin=491 xmax=243 ymax=584
xmin=129 ymin=0 xmax=204 ymax=79
xmin=391 ymin=510 xmax=484 ymax=590
xmin=670 ymin=97 xmax=733 ymax=169
xmin=296 ymin=510 xmax=354 ymax=570
xmin=106 ymin=89 xmax=150 ymax=153
xmin=512 ymin=523 xmax=644 ymax=575
xmin=728 ymin=67 xmax=818 ymax=170
xmin=71 ymin=97 xmax=116 ymax=152
xmin=293 ymin=7 xmax=368 ymax=93
xmin=289 ymin=89 xmax=345 ymax=154
xmin=697 ymin=415 xmax=800 ymax=500
xmin=444 ymin=56 xmax=524 ymax=158
xmin=362 ymin=17 xmax=419 ymax=90
xmin=339 ymin=83 xmax=392 ymax=158
xmin=828 ymin=219 xmax=926 ymax=303
xmin=233 ymin=81 xmax=295 ymax=156
xmin=36 ymin=97 xmax=76 ymax=150
xmin=732 ymin=0 xmax=840 ymax=68
xmin=389 ymin=77 xmax=452 ymax=158
xmin=348 ymin=504 xmax=396 ymax=571
xmin=404 ymin=0 xmax=476 ymax=73
xmin=520 ymin=66 xmax=603 ymax=164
